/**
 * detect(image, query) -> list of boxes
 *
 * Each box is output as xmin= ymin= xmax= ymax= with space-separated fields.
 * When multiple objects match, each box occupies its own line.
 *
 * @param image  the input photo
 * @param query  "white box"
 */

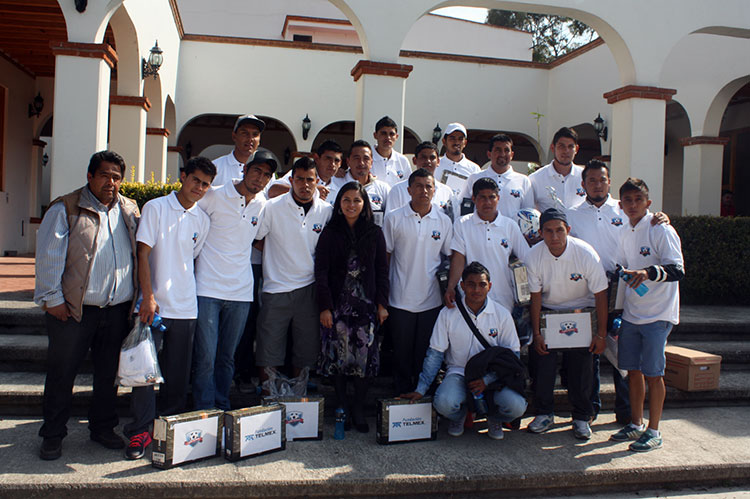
xmin=376 ymin=398 xmax=437 ymax=445
xmin=152 ymin=409 xmax=223 ymax=469
xmin=224 ymin=404 xmax=286 ymax=461
xmin=263 ymin=396 xmax=324 ymax=441
xmin=541 ymin=309 xmax=595 ymax=349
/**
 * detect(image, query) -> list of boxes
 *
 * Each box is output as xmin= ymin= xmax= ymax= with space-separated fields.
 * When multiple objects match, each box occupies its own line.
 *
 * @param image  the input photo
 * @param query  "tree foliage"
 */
xmin=486 ymin=10 xmax=596 ymax=62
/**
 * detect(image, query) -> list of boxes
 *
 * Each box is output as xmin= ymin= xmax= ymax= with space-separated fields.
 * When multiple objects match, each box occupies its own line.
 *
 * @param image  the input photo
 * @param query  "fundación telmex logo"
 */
xmin=391 ymin=416 xmax=425 ymax=429
xmin=244 ymin=426 xmax=277 ymax=442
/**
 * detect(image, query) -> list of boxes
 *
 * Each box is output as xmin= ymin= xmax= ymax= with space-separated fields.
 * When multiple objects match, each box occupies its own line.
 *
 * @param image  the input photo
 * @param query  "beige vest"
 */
xmin=50 ymin=187 xmax=140 ymax=322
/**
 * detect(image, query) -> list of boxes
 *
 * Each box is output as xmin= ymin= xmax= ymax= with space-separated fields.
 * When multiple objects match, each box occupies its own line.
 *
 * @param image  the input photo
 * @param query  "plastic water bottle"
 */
xmin=334 ymin=407 xmax=346 ymax=440
xmin=612 ymin=317 xmax=622 ymax=332
xmin=473 ymin=392 xmax=488 ymax=417
xmin=619 ymin=269 xmax=649 ymax=296
xmin=151 ymin=313 xmax=168 ymax=332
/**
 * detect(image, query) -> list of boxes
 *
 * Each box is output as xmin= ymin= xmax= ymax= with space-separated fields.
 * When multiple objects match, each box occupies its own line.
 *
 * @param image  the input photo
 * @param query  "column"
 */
xmin=49 ymin=42 xmax=116 ymax=198
xmin=603 ymin=85 xmax=677 ymax=211
xmin=109 ymin=96 xmax=150 ymax=182
xmin=145 ymin=128 xmax=169 ymax=183
xmin=680 ymin=136 xmax=729 ymax=216
xmin=167 ymin=146 xmax=183 ymax=183
xmin=351 ymin=60 xmax=413 ymax=152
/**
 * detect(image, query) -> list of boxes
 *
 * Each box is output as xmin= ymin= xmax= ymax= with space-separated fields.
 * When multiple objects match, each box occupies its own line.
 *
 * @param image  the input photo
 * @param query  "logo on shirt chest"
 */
xmin=576 ymin=187 xmax=586 ymax=197
xmin=611 ymin=217 xmax=623 ymax=227
xmin=489 ymin=328 xmax=499 ymax=338
xmin=509 ymin=189 xmax=521 ymax=198
xmin=250 ymin=216 xmax=258 ymax=226
xmin=560 ymin=321 xmax=579 ymax=336
xmin=312 ymin=224 xmax=323 ymax=234
xmin=431 ymin=230 xmax=441 ymax=241
xmin=192 ymin=232 xmax=198 ymax=243
xmin=370 ymin=195 xmax=382 ymax=207
xmin=500 ymin=239 xmax=509 ymax=249
xmin=570 ymin=273 xmax=583 ymax=281
xmin=640 ymin=246 xmax=651 ymax=257
xmin=396 ymin=170 xmax=405 ymax=179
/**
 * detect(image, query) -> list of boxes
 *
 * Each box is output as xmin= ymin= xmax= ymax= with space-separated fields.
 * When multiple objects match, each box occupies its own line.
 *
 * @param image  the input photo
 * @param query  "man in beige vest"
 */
xmin=34 ymin=150 xmax=140 ymax=460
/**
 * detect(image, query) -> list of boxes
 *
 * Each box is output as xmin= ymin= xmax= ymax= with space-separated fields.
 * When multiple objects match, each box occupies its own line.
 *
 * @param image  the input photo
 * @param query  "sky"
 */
xmin=433 ymin=6 xmax=489 ymax=23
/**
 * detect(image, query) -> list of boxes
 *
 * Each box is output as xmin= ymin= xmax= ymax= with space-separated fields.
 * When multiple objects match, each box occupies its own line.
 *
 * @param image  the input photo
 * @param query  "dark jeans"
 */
xmin=530 ymin=347 xmax=593 ymax=421
xmin=233 ymin=264 xmax=262 ymax=383
xmin=39 ymin=302 xmax=131 ymax=440
xmin=388 ymin=306 xmax=441 ymax=394
xmin=124 ymin=318 xmax=196 ymax=438
xmin=591 ymin=354 xmax=631 ymax=420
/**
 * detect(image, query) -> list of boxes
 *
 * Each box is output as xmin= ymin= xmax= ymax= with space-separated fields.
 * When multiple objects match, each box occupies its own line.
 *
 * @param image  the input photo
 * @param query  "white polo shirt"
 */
xmin=136 ymin=192 xmax=210 ymax=319
xmin=256 ymin=191 xmax=333 ymax=294
xmin=383 ymin=204 xmax=453 ymax=313
xmin=269 ymin=170 xmax=346 ymax=206
xmin=529 ymin=162 xmax=585 ymax=213
xmin=385 ymin=177 xmax=457 ymax=220
xmin=196 ymin=183 xmax=266 ymax=301
xmin=526 ymin=235 xmax=608 ymax=310
xmin=344 ymin=172 xmax=391 ymax=226
xmin=211 ymin=151 xmax=245 ymax=187
xmin=430 ymin=297 xmax=519 ymax=377
xmin=435 ymin=154 xmax=482 ymax=196
xmin=567 ymin=195 xmax=624 ymax=272
xmin=459 ymin=166 xmax=535 ymax=219
xmin=618 ymin=211 xmax=683 ymax=325
xmin=372 ymin=148 xmax=411 ymax=187
xmin=451 ymin=212 xmax=531 ymax=312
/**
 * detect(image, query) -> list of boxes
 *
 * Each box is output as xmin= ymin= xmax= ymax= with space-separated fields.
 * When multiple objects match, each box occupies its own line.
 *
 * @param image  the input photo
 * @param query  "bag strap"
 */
xmin=454 ymin=293 xmax=492 ymax=351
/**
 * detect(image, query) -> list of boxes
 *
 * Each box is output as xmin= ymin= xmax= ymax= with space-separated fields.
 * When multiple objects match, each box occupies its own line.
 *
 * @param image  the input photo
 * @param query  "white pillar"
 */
xmin=145 ymin=128 xmax=169 ymax=183
xmin=167 ymin=147 xmax=182 ymax=183
xmin=680 ymin=137 xmax=729 ymax=216
xmin=109 ymin=96 xmax=150 ymax=182
xmin=351 ymin=61 xmax=412 ymax=152
xmin=49 ymin=43 xmax=116 ymax=198
xmin=604 ymin=86 xmax=676 ymax=211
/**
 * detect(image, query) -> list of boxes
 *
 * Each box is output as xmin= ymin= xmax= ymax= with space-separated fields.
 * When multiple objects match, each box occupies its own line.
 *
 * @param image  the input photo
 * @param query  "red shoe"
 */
xmin=125 ymin=431 xmax=152 ymax=460
xmin=464 ymin=411 xmax=474 ymax=429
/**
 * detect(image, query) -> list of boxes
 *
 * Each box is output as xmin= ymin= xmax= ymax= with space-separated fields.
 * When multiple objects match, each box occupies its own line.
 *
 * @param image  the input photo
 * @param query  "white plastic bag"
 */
xmin=116 ymin=321 xmax=164 ymax=387
xmin=262 ymin=367 xmax=309 ymax=398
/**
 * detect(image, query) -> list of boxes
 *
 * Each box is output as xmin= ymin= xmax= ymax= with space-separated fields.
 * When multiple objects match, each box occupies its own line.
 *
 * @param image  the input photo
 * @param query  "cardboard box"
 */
xmin=152 ymin=409 xmax=223 ymax=469
xmin=664 ymin=345 xmax=722 ymax=391
xmin=224 ymin=404 xmax=286 ymax=462
xmin=541 ymin=308 xmax=596 ymax=349
xmin=376 ymin=397 xmax=437 ymax=445
xmin=263 ymin=396 xmax=324 ymax=441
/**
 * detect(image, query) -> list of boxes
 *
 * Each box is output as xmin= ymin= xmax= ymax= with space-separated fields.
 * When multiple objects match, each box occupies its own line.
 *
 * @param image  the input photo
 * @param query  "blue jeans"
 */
xmin=193 ymin=297 xmax=251 ymax=410
xmin=433 ymin=373 xmax=527 ymax=423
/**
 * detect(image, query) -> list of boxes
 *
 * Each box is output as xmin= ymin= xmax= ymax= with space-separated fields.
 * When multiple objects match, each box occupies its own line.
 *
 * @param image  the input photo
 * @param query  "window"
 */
xmin=293 ymin=34 xmax=313 ymax=43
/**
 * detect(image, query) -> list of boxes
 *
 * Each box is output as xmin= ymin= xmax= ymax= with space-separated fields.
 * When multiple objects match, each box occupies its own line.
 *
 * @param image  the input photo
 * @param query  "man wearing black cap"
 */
xmin=212 ymin=114 xmax=266 ymax=187
xmin=525 ymin=208 xmax=608 ymax=440
xmin=192 ymin=150 xmax=277 ymax=410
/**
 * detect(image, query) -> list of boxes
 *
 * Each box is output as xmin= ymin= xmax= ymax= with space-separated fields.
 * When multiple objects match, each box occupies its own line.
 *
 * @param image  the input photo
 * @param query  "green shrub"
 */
xmin=119 ymin=178 xmax=180 ymax=210
xmin=670 ymin=215 xmax=750 ymax=305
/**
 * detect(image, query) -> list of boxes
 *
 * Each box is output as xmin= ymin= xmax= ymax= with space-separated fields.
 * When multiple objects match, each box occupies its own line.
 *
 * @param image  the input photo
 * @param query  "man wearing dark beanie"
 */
xmin=524 ymin=208 xmax=609 ymax=440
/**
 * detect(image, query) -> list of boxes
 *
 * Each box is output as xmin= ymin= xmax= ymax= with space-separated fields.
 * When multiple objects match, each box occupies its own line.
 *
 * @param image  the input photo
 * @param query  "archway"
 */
xmin=569 ymin=123 xmax=602 ymax=167
xmin=663 ymin=101 xmax=691 ymax=214
xmin=311 ymin=120 xmax=355 ymax=156
xmin=720 ymin=81 xmax=750 ymax=216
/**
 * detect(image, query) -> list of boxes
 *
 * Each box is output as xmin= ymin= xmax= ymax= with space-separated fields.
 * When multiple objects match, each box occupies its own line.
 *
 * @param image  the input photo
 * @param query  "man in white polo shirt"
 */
xmin=123 ymin=156 xmax=214 ymax=459
xmin=345 ymin=139 xmax=391 ymax=226
xmin=459 ymin=134 xmax=535 ymax=219
xmin=526 ymin=208 xmax=608 ymax=440
xmin=193 ymin=150 xmax=277 ymax=410
xmin=434 ymin=122 xmax=481 ymax=196
xmin=529 ymin=127 xmax=585 ymax=213
xmin=255 ymin=157 xmax=333 ymax=384
xmin=212 ymin=114 xmax=265 ymax=187
xmin=445 ymin=177 xmax=530 ymax=314
xmin=371 ymin=116 xmax=411 ymax=187
xmin=386 ymin=141 xmax=457 ymax=220
xmin=267 ymin=140 xmax=346 ymax=204
xmin=383 ymin=168 xmax=453 ymax=394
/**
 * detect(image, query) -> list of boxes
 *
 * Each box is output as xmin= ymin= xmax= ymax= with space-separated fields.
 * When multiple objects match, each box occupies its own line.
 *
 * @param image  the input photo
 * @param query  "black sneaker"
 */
xmin=125 ymin=431 xmax=152 ymax=460
xmin=40 ymin=437 xmax=62 ymax=460
xmin=90 ymin=430 xmax=125 ymax=449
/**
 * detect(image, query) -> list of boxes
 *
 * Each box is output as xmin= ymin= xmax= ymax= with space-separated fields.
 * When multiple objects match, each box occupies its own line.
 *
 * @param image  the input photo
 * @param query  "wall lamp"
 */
xmin=42 ymin=153 xmax=49 ymax=167
xmin=142 ymin=40 xmax=163 ymax=80
xmin=593 ymin=113 xmax=608 ymax=141
xmin=432 ymin=123 xmax=442 ymax=144
xmin=302 ymin=114 xmax=311 ymax=140
xmin=28 ymin=92 xmax=44 ymax=118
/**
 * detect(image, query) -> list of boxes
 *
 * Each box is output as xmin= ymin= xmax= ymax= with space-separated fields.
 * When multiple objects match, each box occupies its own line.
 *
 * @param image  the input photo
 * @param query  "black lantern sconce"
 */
xmin=142 ymin=40 xmax=163 ymax=80
xmin=593 ymin=113 xmax=608 ymax=141
xmin=302 ymin=114 xmax=311 ymax=140
xmin=28 ymin=92 xmax=44 ymax=118
xmin=431 ymin=123 xmax=442 ymax=144
xmin=42 ymin=153 xmax=49 ymax=168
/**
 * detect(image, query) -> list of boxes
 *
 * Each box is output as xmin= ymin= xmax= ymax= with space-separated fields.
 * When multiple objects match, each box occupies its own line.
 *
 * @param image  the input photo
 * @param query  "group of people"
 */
xmin=33 ymin=114 xmax=684 ymax=462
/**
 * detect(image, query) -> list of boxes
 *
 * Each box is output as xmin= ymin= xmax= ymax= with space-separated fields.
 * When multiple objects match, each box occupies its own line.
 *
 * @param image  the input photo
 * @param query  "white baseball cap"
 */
xmin=234 ymin=114 xmax=266 ymax=133
xmin=444 ymin=122 xmax=467 ymax=137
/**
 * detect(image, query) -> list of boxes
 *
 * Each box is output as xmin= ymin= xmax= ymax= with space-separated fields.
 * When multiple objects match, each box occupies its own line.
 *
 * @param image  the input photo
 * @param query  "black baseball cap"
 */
xmin=246 ymin=149 xmax=278 ymax=174
xmin=540 ymin=208 xmax=568 ymax=228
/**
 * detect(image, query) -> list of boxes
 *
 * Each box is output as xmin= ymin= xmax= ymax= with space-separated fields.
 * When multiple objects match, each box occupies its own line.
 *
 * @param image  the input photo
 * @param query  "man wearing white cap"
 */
xmin=434 ymin=122 xmax=481 ymax=196
xmin=211 ymin=114 xmax=266 ymax=187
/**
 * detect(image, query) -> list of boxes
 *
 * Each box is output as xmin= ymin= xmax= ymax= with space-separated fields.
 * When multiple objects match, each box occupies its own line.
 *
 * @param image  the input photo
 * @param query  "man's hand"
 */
xmin=652 ymin=212 xmax=670 ymax=225
xmin=139 ymin=295 xmax=159 ymax=325
xmin=377 ymin=304 xmax=388 ymax=325
xmin=320 ymin=309 xmax=333 ymax=329
xmin=399 ymin=392 xmax=423 ymax=402
xmin=622 ymin=268 xmax=649 ymax=288
xmin=525 ymin=233 xmax=542 ymax=246
xmin=533 ymin=333 xmax=548 ymax=355
xmin=443 ymin=288 xmax=456 ymax=308
xmin=47 ymin=303 xmax=70 ymax=322
xmin=468 ymin=378 xmax=486 ymax=396
xmin=316 ymin=184 xmax=330 ymax=200
xmin=589 ymin=335 xmax=606 ymax=354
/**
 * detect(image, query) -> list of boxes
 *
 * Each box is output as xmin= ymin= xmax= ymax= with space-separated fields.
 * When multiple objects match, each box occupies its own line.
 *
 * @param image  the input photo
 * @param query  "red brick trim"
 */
xmin=548 ymin=38 xmax=606 ymax=68
xmin=32 ymin=139 xmax=47 ymax=148
xmin=183 ymin=34 xmax=362 ymax=54
xmin=146 ymin=127 xmax=170 ymax=137
xmin=110 ymin=95 xmax=152 ymax=111
xmin=168 ymin=0 xmax=185 ymax=38
xmin=29 ymin=217 xmax=42 ymax=224
xmin=593 ymin=155 xmax=611 ymax=162
xmin=50 ymin=42 xmax=118 ymax=69
xmin=167 ymin=145 xmax=183 ymax=153
xmin=679 ymin=136 xmax=730 ymax=147
xmin=603 ymin=85 xmax=676 ymax=104
xmin=351 ymin=60 xmax=413 ymax=82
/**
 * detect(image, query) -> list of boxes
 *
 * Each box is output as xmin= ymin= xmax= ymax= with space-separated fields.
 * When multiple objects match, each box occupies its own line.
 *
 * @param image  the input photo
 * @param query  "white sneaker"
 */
xmin=527 ymin=414 xmax=554 ymax=434
xmin=573 ymin=419 xmax=592 ymax=440
xmin=447 ymin=414 xmax=466 ymax=437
